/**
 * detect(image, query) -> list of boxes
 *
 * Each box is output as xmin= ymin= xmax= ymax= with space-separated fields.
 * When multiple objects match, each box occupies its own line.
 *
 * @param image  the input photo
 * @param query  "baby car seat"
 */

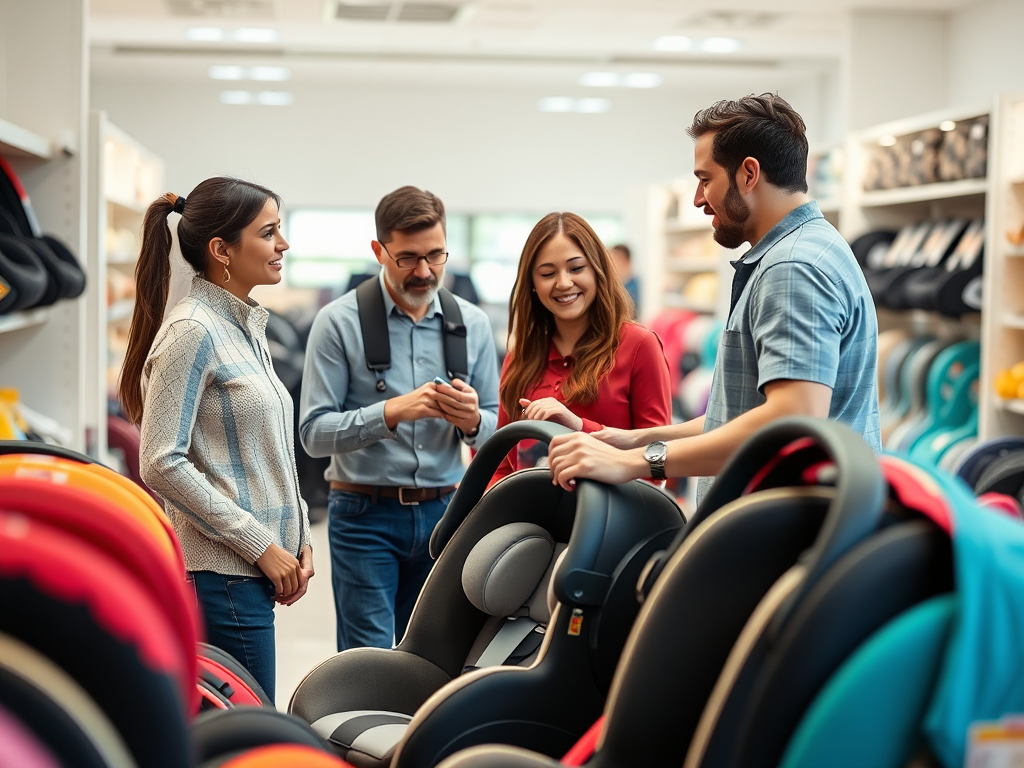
xmin=289 ymin=421 xmax=685 ymax=768
xmin=436 ymin=417 xmax=889 ymax=768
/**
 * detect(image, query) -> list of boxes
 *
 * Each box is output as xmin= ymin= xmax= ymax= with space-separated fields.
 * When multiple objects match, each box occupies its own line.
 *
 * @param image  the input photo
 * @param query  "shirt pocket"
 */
xmin=718 ymin=329 xmax=763 ymax=401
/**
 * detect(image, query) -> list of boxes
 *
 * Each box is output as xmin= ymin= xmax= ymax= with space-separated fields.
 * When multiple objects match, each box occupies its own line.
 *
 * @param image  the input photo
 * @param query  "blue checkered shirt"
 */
xmin=697 ymin=201 xmax=881 ymax=502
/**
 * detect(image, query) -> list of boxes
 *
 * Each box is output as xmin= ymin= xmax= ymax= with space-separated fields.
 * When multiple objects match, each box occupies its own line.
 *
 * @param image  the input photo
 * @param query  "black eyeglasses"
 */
xmin=381 ymin=243 xmax=449 ymax=270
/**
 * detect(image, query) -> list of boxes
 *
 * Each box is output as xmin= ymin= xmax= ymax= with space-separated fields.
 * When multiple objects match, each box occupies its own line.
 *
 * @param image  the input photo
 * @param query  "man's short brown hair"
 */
xmin=687 ymin=93 xmax=809 ymax=194
xmin=375 ymin=186 xmax=446 ymax=243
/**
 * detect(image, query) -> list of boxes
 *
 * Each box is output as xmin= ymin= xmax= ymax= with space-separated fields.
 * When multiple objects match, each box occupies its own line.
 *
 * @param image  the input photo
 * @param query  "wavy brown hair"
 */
xmin=500 ymin=212 xmax=633 ymax=421
xmin=118 ymin=177 xmax=280 ymax=425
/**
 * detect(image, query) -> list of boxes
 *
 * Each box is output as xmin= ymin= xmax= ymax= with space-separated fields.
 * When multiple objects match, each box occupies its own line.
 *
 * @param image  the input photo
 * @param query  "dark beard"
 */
xmin=712 ymin=179 xmax=751 ymax=249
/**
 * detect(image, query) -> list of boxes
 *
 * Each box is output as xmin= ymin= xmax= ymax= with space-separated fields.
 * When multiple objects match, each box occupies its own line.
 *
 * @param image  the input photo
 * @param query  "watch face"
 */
xmin=645 ymin=442 xmax=667 ymax=462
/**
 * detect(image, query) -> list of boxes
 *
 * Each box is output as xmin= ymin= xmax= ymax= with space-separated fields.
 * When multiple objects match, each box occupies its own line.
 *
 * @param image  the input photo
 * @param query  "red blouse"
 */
xmin=490 ymin=321 xmax=673 ymax=484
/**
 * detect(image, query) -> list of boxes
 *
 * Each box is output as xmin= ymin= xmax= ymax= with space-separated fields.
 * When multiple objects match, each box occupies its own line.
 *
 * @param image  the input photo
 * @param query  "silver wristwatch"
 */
xmin=644 ymin=441 xmax=668 ymax=480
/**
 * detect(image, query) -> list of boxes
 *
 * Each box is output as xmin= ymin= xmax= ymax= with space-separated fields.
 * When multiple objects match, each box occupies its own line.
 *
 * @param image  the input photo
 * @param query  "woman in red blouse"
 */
xmin=491 ymin=212 xmax=672 ymax=485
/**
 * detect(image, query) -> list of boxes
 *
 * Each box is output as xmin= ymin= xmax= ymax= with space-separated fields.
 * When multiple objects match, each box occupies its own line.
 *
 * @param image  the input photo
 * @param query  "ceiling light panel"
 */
xmin=538 ymin=97 xmax=575 ymax=113
xmin=186 ymin=26 xmax=225 ymax=40
xmin=233 ymin=27 xmax=280 ymax=42
xmin=220 ymin=90 xmax=255 ymax=105
xmin=622 ymin=73 xmax=662 ymax=88
xmin=250 ymin=66 xmax=290 ymax=81
xmin=699 ymin=37 xmax=743 ymax=53
xmin=576 ymin=98 xmax=611 ymax=114
xmin=580 ymin=72 xmax=621 ymax=88
xmin=256 ymin=91 xmax=293 ymax=105
xmin=166 ymin=0 xmax=275 ymax=18
xmin=209 ymin=65 xmax=246 ymax=79
xmin=652 ymin=36 xmax=692 ymax=52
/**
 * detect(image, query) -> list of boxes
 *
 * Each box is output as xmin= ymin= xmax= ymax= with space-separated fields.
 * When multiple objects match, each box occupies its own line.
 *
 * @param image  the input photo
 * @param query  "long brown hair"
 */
xmin=118 ymin=177 xmax=281 ymax=424
xmin=500 ymin=212 xmax=633 ymax=420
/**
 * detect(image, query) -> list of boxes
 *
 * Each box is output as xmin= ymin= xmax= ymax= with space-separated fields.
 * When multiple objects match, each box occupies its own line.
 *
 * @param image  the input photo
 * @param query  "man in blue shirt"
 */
xmin=300 ymin=186 xmax=500 ymax=651
xmin=547 ymin=94 xmax=880 ymax=502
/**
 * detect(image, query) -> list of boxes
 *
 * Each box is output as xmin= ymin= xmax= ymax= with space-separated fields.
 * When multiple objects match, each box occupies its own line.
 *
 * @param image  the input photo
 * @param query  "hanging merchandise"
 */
xmin=0 ymin=157 xmax=86 ymax=311
xmin=885 ymin=339 xmax=958 ymax=448
xmin=0 ymin=233 xmax=48 ymax=314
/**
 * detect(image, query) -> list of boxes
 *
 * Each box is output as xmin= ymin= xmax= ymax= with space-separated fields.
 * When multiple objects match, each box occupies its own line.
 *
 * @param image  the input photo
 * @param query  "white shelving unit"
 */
xmin=841 ymin=95 xmax=1024 ymax=443
xmin=643 ymin=180 xmax=731 ymax=323
xmin=0 ymin=0 xmax=92 ymax=453
xmin=86 ymin=110 xmax=164 ymax=460
xmin=980 ymin=93 xmax=1024 ymax=438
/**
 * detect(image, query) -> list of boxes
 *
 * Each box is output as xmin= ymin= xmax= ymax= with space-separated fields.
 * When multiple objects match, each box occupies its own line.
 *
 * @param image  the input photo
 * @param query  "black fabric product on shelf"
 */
xmin=902 ymin=218 xmax=986 ymax=317
xmin=0 ymin=233 xmax=48 ymax=313
xmin=973 ymin=451 xmax=1024 ymax=503
xmin=849 ymin=230 xmax=898 ymax=270
xmin=879 ymin=219 xmax=967 ymax=311
xmin=862 ymin=223 xmax=931 ymax=303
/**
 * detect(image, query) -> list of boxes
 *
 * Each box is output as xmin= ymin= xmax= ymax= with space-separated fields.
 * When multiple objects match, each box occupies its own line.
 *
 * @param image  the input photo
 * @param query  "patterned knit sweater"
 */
xmin=140 ymin=277 xmax=310 ymax=577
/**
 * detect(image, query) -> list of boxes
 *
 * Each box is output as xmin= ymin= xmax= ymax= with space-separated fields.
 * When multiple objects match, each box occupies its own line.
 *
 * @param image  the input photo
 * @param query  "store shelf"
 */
xmin=665 ymin=218 xmax=712 ymax=235
xmin=995 ymin=398 xmax=1024 ymax=416
xmin=107 ymin=299 xmax=135 ymax=324
xmin=860 ymin=178 xmax=988 ymax=207
xmin=663 ymin=294 xmax=717 ymax=314
xmin=817 ymin=198 xmax=843 ymax=215
xmin=666 ymin=257 xmax=720 ymax=273
xmin=107 ymin=197 xmax=147 ymax=216
xmin=1003 ymin=313 xmax=1024 ymax=330
xmin=1005 ymin=245 xmax=1024 ymax=258
xmin=0 ymin=307 xmax=52 ymax=335
xmin=0 ymin=118 xmax=52 ymax=160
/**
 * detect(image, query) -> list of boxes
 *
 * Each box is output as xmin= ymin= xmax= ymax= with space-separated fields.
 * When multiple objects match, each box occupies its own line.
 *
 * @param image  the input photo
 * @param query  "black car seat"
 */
xmin=289 ymin=421 xmax=686 ymax=768
xmin=436 ymin=417 xmax=887 ymax=768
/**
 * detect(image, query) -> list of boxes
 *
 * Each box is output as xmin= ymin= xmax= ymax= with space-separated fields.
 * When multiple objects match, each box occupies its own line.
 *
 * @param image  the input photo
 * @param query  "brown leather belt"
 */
xmin=329 ymin=481 xmax=457 ymax=505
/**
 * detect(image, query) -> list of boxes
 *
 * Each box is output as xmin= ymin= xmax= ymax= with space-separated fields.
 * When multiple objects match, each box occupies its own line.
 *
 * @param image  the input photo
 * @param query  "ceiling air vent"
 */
xmin=334 ymin=3 xmax=391 ymax=21
xmin=165 ymin=0 xmax=276 ymax=17
xmin=683 ymin=11 xmax=780 ymax=29
xmin=331 ymin=2 xmax=462 ymax=23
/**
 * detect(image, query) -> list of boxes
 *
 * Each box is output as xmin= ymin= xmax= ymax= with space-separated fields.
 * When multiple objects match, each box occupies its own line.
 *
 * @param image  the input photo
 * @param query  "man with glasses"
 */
xmin=300 ymin=185 xmax=500 ymax=652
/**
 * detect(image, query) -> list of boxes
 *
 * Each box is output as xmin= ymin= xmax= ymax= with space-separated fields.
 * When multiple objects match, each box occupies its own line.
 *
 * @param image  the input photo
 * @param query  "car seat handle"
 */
xmin=429 ymin=420 xmax=574 ymax=558
xmin=643 ymin=418 xmax=885 ymax=631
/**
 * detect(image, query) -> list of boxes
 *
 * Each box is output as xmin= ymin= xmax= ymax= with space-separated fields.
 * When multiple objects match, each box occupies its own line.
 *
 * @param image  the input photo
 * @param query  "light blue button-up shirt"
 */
xmin=299 ymin=271 xmax=500 ymax=488
xmin=697 ymin=201 xmax=882 ymax=502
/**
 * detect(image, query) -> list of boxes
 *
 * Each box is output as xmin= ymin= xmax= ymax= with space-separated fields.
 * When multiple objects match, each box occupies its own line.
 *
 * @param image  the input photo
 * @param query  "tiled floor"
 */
xmin=274 ymin=515 xmax=336 ymax=710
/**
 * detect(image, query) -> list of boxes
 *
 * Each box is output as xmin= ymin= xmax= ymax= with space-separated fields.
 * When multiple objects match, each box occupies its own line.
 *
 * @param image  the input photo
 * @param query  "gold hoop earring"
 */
xmin=223 ymin=260 xmax=231 ymax=283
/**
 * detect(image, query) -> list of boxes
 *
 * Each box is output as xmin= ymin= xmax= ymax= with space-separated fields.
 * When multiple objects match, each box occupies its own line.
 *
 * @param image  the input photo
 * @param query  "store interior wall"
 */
xmin=88 ymin=77 xmax=825 ymax=220
xmin=947 ymin=0 xmax=1024 ymax=107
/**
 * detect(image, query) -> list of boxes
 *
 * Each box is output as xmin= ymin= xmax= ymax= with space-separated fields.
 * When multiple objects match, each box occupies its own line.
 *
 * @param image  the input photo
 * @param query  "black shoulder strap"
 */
xmin=356 ymin=277 xmax=390 ymax=392
xmin=438 ymin=287 xmax=468 ymax=382
xmin=356 ymin=279 xmax=469 ymax=391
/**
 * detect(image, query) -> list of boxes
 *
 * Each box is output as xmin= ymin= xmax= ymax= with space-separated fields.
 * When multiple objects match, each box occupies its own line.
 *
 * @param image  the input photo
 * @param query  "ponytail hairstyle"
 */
xmin=118 ymin=177 xmax=281 ymax=424
xmin=500 ymin=212 xmax=633 ymax=421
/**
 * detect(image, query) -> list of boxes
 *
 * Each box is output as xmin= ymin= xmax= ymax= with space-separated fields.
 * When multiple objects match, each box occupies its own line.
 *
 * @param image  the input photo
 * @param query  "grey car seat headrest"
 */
xmin=462 ymin=523 xmax=555 ymax=620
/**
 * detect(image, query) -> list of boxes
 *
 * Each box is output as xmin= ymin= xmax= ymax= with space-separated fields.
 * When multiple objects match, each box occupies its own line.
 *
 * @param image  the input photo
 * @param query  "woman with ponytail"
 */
xmin=490 ymin=212 xmax=672 ymax=485
xmin=119 ymin=177 xmax=312 ymax=702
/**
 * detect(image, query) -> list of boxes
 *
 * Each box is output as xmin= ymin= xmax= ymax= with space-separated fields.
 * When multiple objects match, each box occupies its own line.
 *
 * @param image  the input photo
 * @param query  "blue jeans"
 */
xmin=189 ymin=570 xmax=277 ymax=704
xmin=328 ymin=489 xmax=452 ymax=652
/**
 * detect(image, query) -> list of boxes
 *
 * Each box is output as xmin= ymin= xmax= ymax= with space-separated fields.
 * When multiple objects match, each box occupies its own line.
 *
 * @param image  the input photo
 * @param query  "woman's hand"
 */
xmin=519 ymin=398 xmax=583 ymax=431
xmin=255 ymin=542 xmax=301 ymax=600
xmin=277 ymin=545 xmax=314 ymax=606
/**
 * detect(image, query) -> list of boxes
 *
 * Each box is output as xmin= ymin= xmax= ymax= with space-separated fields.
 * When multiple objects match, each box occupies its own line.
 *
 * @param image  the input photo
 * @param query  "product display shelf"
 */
xmin=644 ymin=181 xmax=731 ymax=324
xmin=86 ymin=111 xmax=163 ymax=451
xmin=808 ymin=142 xmax=845 ymax=229
xmin=0 ymin=0 xmax=91 ymax=453
xmin=842 ymin=94 xmax=1024 ymax=444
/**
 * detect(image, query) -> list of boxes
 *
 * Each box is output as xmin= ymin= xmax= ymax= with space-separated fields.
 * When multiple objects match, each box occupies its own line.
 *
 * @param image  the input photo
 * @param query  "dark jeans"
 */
xmin=328 ymin=489 xmax=452 ymax=652
xmin=189 ymin=570 xmax=277 ymax=703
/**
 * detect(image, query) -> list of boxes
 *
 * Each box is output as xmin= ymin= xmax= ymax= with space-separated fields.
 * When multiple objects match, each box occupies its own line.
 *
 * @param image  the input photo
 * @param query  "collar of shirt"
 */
xmin=377 ymin=270 xmax=443 ymax=321
xmin=730 ymin=200 xmax=824 ymax=271
xmin=190 ymin=275 xmax=268 ymax=334
xmin=547 ymin=340 xmax=575 ymax=368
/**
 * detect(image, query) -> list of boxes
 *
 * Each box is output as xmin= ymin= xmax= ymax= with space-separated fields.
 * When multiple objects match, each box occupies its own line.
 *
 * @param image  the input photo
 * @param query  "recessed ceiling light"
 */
xmin=220 ymin=90 xmax=255 ymax=105
xmin=580 ymin=72 xmax=621 ymax=88
xmin=209 ymin=65 xmax=246 ymax=80
xmin=652 ymin=36 xmax=693 ymax=52
xmin=939 ymin=120 xmax=957 ymax=132
xmin=186 ymin=27 xmax=225 ymax=42
xmin=250 ymin=66 xmax=291 ymax=82
xmin=622 ymin=72 xmax=663 ymax=89
xmin=699 ymin=37 xmax=743 ymax=53
xmin=233 ymin=28 xmax=280 ymax=43
xmin=576 ymin=98 xmax=612 ymax=114
xmin=256 ymin=91 xmax=293 ymax=106
xmin=879 ymin=135 xmax=898 ymax=147
xmin=538 ymin=97 xmax=575 ymax=113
